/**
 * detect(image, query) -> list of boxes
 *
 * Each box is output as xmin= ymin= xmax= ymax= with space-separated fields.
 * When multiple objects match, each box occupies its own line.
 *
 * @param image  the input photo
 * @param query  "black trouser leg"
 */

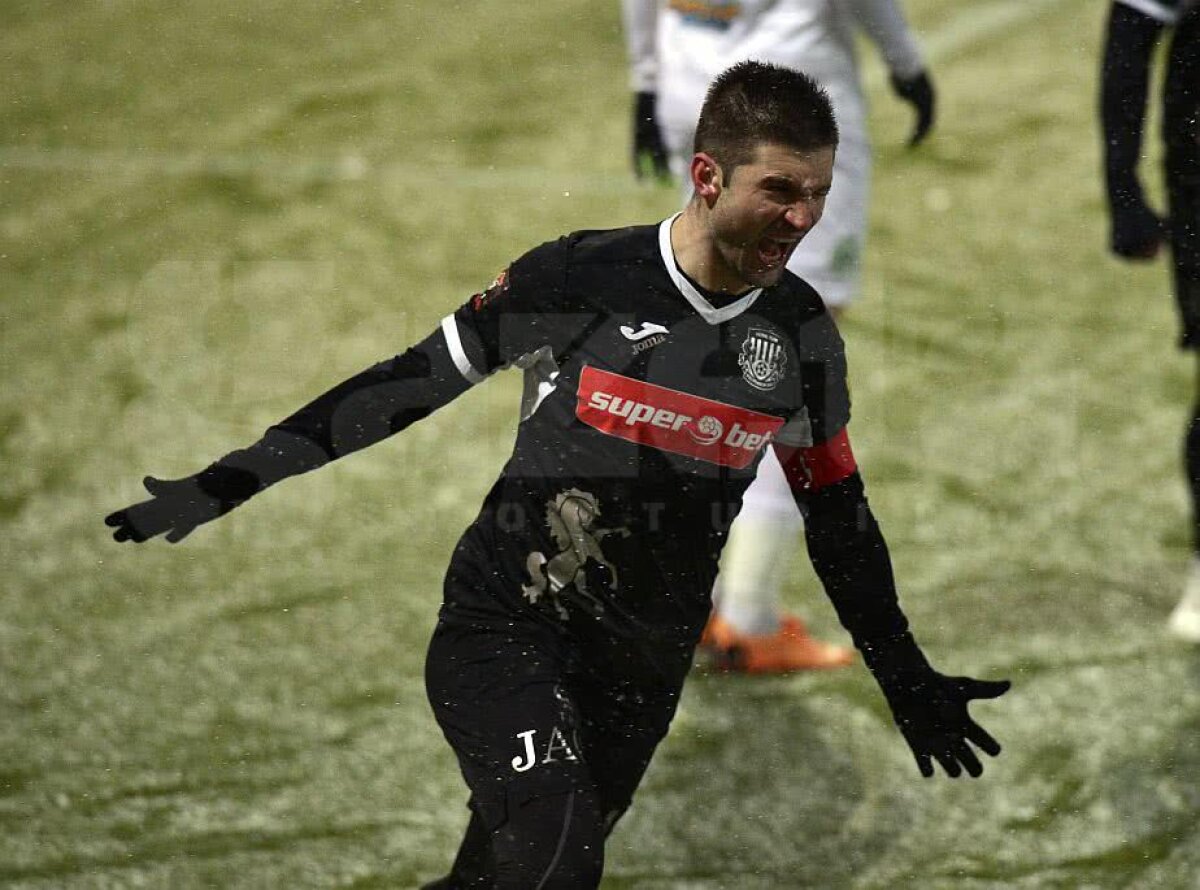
xmin=424 ymin=787 xmax=605 ymax=890
xmin=491 ymin=787 xmax=605 ymax=890
xmin=422 ymin=807 xmax=495 ymax=889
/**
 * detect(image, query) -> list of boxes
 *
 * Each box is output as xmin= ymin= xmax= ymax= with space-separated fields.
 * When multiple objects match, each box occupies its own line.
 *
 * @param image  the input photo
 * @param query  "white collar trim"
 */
xmin=657 ymin=214 xmax=763 ymax=325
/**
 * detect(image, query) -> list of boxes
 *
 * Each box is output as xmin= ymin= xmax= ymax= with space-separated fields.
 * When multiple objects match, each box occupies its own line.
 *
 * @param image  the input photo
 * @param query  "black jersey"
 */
xmin=437 ymin=219 xmax=850 ymax=646
xmin=196 ymin=219 xmax=857 ymax=674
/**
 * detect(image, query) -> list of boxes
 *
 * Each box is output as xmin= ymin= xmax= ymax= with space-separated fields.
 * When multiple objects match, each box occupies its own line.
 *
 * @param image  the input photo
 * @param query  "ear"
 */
xmin=689 ymin=152 xmax=722 ymax=204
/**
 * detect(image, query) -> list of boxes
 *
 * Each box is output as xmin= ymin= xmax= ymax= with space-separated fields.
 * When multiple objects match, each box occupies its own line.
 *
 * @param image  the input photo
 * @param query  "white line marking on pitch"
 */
xmin=865 ymin=0 xmax=1070 ymax=87
xmin=1 ymin=0 xmax=1074 ymax=191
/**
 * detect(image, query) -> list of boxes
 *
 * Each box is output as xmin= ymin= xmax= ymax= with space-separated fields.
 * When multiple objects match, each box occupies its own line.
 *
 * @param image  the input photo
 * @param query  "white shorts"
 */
xmin=659 ymin=77 xmax=869 ymax=308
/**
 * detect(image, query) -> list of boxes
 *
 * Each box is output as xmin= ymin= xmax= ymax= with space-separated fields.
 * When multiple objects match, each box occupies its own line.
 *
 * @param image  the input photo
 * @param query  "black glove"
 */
xmin=105 ymin=465 xmax=260 ymax=543
xmin=863 ymin=634 xmax=1009 ymax=778
xmin=890 ymin=71 xmax=936 ymax=147
xmin=632 ymin=91 xmax=671 ymax=182
xmin=1110 ymin=197 xmax=1165 ymax=259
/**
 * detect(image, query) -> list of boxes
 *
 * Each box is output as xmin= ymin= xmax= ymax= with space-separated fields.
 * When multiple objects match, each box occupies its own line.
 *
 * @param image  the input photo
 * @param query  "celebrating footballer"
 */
xmin=106 ymin=62 xmax=1009 ymax=888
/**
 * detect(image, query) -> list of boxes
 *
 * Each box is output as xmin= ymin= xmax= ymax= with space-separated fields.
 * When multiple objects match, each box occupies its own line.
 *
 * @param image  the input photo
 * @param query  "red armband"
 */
xmin=777 ymin=427 xmax=857 ymax=493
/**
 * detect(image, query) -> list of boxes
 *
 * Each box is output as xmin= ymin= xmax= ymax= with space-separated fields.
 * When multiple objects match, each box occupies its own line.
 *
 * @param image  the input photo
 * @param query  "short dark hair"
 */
xmin=693 ymin=61 xmax=838 ymax=176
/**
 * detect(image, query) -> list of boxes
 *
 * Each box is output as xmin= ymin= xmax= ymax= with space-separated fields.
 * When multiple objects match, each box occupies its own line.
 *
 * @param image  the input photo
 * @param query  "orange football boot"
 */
xmin=700 ymin=612 xmax=854 ymax=674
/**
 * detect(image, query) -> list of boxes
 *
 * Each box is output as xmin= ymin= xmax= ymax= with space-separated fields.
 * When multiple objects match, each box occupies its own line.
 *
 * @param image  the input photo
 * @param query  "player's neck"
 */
xmin=670 ymin=207 xmax=755 ymax=297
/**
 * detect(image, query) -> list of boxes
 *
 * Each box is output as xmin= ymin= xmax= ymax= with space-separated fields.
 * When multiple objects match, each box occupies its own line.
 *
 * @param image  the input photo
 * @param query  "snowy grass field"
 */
xmin=3 ymin=0 xmax=1199 ymax=886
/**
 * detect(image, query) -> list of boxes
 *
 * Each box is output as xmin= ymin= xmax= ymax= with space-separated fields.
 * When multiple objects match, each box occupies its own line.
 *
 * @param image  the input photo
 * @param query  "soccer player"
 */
xmin=623 ymin=0 xmax=936 ymax=672
xmin=1100 ymin=0 xmax=1200 ymax=641
xmin=106 ymin=62 xmax=1008 ymax=888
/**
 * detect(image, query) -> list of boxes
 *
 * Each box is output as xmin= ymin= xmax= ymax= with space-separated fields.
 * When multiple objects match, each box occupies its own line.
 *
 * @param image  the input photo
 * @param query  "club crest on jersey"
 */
xmin=738 ymin=328 xmax=787 ymax=391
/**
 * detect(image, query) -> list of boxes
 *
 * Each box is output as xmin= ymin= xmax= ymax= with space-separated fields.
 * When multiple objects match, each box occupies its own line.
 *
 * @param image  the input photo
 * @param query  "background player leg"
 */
xmin=716 ymin=488 xmax=801 ymax=636
xmin=1172 ymin=320 xmax=1200 ymax=642
xmin=1165 ymin=43 xmax=1200 ymax=641
xmin=704 ymin=449 xmax=853 ymax=672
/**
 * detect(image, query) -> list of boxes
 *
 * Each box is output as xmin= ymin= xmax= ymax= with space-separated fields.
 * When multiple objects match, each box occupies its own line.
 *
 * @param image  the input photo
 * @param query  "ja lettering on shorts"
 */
xmin=425 ymin=605 xmax=685 ymax=830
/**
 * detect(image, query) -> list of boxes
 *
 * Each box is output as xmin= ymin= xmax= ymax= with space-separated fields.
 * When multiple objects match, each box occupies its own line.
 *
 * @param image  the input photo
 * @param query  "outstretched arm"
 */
xmin=105 ymin=326 xmax=477 ymax=543
xmin=107 ymin=241 xmax=575 ymax=543
xmin=775 ymin=433 xmax=1010 ymax=778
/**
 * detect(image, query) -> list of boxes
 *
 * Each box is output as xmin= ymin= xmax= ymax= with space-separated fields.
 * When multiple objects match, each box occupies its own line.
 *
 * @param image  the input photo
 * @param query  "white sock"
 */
xmin=717 ymin=515 xmax=802 ymax=634
xmin=715 ymin=449 xmax=804 ymax=635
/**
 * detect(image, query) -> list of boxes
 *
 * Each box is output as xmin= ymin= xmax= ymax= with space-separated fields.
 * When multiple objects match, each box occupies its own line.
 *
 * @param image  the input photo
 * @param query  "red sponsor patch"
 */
xmin=576 ymin=366 xmax=784 ymax=469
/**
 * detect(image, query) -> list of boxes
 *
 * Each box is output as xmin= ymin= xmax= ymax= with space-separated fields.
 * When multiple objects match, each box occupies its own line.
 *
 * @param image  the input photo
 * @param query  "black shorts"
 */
xmin=424 ymin=600 xmax=691 ymax=833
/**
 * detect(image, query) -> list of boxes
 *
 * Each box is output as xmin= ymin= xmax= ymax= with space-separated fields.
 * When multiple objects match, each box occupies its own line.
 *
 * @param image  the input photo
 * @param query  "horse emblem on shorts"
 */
xmin=738 ymin=327 xmax=787 ymax=391
xmin=523 ymin=489 xmax=630 ymax=620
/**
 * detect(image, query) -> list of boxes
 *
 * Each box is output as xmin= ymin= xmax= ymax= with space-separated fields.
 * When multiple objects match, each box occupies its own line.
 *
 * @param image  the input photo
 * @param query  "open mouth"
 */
xmin=756 ymin=235 xmax=798 ymax=269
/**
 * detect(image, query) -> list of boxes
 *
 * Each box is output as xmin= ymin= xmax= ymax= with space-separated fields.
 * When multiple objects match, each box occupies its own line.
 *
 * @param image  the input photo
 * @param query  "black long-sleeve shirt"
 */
xmin=208 ymin=221 xmax=912 ymax=682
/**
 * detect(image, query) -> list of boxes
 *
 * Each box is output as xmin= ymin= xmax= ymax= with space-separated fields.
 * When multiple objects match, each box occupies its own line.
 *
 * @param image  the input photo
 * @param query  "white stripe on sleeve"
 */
xmin=1115 ymin=0 xmax=1182 ymax=25
xmin=441 ymin=315 xmax=486 ymax=385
